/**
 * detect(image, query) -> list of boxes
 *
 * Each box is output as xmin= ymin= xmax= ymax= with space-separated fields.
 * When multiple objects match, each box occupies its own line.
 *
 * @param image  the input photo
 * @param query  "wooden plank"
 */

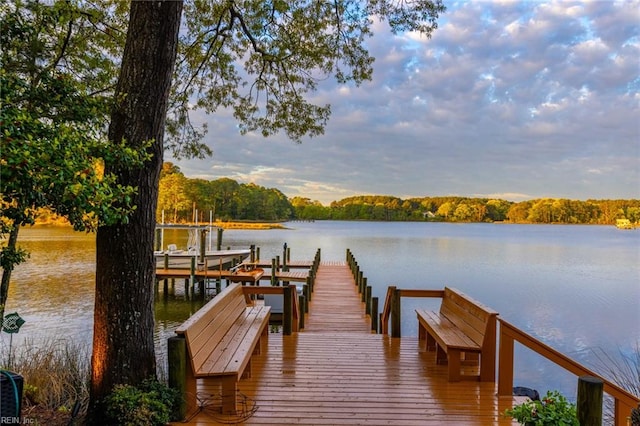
xmin=417 ymin=309 xmax=480 ymax=350
xmin=188 ymin=293 xmax=246 ymax=374
xmin=174 ymin=263 xmax=517 ymax=425
xmin=176 ymin=283 xmax=243 ymax=334
xmin=202 ymin=306 xmax=263 ymax=375
xmin=177 ymin=334 xmax=518 ymax=425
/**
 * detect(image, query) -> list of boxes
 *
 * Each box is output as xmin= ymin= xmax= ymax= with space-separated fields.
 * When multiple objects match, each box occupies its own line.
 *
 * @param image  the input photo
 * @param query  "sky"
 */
xmin=168 ymin=1 xmax=640 ymax=205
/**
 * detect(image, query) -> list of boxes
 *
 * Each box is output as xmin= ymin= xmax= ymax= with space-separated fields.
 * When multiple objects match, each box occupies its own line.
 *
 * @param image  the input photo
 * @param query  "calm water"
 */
xmin=3 ymin=221 xmax=639 ymax=400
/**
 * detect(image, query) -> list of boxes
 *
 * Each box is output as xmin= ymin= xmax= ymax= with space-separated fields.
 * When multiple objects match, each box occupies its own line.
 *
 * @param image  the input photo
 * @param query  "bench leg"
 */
xmin=480 ymin=353 xmax=496 ymax=382
xmin=220 ymin=376 xmax=237 ymax=415
xmin=448 ymin=349 xmax=461 ymax=382
xmin=418 ymin=322 xmax=426 ymax=345
xmin=426 ymin=333 xmax=437 ymax=352
xmin=241 ymin=358 xmax=252 ymax=379
xmin=436 ymin=344 xmax=447 ymax=364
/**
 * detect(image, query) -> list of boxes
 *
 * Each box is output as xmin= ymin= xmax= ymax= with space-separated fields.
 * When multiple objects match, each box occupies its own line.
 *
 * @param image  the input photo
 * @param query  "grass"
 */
xmin=1 ymin=338 xmax=89 ymax=425
xmin=588 ymin=342 xmax=640 ymax=424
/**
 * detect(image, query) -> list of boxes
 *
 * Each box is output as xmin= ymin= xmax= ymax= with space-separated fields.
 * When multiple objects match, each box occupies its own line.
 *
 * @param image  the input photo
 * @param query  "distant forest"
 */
xmin=156 ymin=163 xmax=640 ymax=225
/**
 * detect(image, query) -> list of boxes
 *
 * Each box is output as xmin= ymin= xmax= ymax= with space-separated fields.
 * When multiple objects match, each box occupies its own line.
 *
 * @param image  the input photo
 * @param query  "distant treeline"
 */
xmin=157 ymin=163 xmax=293 ymax=222
xmin=157 ymin=164 xmax=639 ymax=225
xmin=291 ymin=196 xmax=640 ymax=224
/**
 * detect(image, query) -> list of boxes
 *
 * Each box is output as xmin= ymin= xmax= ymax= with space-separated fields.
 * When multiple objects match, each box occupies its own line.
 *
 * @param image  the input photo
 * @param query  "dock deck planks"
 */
xmin=175 ymin=261 xmax=518 ymax=425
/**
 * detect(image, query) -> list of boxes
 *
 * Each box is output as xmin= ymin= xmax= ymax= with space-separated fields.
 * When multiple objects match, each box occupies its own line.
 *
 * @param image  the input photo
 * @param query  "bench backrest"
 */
xmin=175 ymin=283 xmax=247 ymax=373
xmin=440 ymin=287 xmax=498 ymax=350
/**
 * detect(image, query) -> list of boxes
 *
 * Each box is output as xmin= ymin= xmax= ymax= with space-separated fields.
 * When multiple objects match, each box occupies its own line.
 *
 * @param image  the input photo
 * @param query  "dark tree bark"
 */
xmin=89 ymin=0 xmax=183 ymax=419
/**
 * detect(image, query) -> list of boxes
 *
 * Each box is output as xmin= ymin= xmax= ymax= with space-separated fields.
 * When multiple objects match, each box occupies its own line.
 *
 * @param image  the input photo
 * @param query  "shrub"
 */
xmin=631 ymin=403 xmax=640 ymax=426
xmin=103 ymin=378 xmax=179 ymax=426
xmin=504 ymin=390 xmax=579 ymax=426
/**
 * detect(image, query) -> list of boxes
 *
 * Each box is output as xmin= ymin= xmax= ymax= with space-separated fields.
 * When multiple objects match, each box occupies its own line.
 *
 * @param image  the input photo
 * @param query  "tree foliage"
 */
xmin=166 ymin=0 xmax=445 ymax=158
xmin=157 ymin=163 xmax=293 ymax=222
xmin=0 ymin=0 xmax=144 ymax=320
xmin=291 ymin=195 xmax=640 ymax=224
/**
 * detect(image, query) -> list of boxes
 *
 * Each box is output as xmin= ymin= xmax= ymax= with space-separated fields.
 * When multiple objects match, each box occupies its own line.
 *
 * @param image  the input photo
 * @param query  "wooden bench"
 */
xmin=416 ymin=287 xmax=498 ymax=382
xmin=172 ymin=283 xmax=270 ymax=415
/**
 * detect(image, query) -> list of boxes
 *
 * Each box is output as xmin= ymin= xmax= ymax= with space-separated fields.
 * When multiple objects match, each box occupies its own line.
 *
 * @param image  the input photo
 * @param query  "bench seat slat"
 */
xmin=198 ymin=305 xmax=270 ymax=377
xmin=417 ymin=309 xmax=480 ymax=350
xmin=188 ymin=294 xmax=247 ymax=373
xmin=223 ymin=307 xmax=270 ymax=375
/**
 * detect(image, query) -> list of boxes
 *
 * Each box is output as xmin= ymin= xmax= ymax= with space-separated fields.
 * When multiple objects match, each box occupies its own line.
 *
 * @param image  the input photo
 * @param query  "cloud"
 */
xmin=169 ymin=1 xmax=640 ymax=205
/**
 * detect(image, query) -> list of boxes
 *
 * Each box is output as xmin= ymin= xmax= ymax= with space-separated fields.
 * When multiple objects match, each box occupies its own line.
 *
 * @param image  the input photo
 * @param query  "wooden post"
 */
xmin=361 ymin=276 xmax=367 ymax=302
xmin=497 ymin=324 xmax=514 ymax=396
xmin=154 ymin=228 xmax=161 ymax=251
xmin=199 ymin=229 xmax=206 ymax=264
xmin=298 ymin=294 xmax=305 ymax=330
xmin=371 ymin=296 xmax=378 ymax=333
xmin=283 ymin=285 xmax=292 ymax=335
xmin=282 ymin=244 xmax=288 ymax=271
xmin=365 ymin=285 xmax=372 ymax=313
xmin=168 ymin=336 xmax=194 ymax=420
xmin=305 ymin=277 xmax=312 ymax=302
xmin=391 ymin=288 xmax=401 ymax=338
xmin=303 ymin=284 xmax=310 ymax=312
xmin=271 ymin=258 xmax=277 ymax=286
xmin=189 ymin=257 xmax=196 ymax=287
xmin=256 ymin=246 xmax=260 ymax=262
xmin=164 ymin=253 xmax=169 ymax=269
xmin=216 ymin=227 xmax=223 ymax=250
xmin=577 ymin=376 xmax=603 ymax=426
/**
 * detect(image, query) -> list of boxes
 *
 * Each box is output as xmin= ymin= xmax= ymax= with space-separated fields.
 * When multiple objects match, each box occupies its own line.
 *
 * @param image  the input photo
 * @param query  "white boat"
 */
xmin=154 ymin=224 xmax=251 ymax=270
xmin=154 ymin=248 xmax=251 ymax=270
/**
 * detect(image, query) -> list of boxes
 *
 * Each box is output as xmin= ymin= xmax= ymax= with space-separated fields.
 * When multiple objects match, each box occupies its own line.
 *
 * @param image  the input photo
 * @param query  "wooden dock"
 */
xmin=175 ymin=261 xmax=518 ymax=425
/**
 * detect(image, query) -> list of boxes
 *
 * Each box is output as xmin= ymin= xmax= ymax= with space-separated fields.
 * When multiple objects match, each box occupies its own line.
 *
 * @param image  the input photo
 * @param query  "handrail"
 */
xmin=380 ymin=288 xmax=445 ymax=335
xmin=380 ymin=286 xmax=396 ymax=335
xmin=498 ymin=317 xmax=639 ymax=426
xmin=242 ymin=285 xmax=300 ymax=335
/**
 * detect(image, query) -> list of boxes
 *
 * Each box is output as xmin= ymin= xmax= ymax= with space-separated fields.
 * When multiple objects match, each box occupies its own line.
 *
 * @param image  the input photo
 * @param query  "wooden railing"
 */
xmin=379 ymin=286 xmax=639 ymax=424
xmin=498 ymin=318 xmax=638 ymax=426
xmin=242 ymin=285 xmax=301 ymax=334
xmin=380 ymin=286 xmax=444 ymax=336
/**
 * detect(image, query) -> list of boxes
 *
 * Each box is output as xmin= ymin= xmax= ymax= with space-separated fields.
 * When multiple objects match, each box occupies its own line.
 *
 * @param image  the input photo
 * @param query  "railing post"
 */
xmin=371 ymin=296 xmax=378 ymax=333
xmin=216 ymin=227 xmax=223 ymax=250
xmin=391 ymin=288 xmax=401 ymax=338
xmin=303 ymin=284 xmax=310 ymax=312
xmin=498 ymin=322 xmax=514 ymax=396
xmin=305 ymin=277 xmax=312 ymax=302
xmin=168 ymin=336 xmax=194 ymax=420
xmin=271 ymin=258 xmax=277 ymax=286
xmin=199 ymin=230 xmax=206 ymax=264
xmin=283 ymin=285 xmax=292 ymax=335
xmin=298 ymin=294 xmax=305 ymax=330
xmin=361 ymin=276 xmax=367 ymax=302
xmin=365 ymin=285 xmax=372 ymax=313
xmin=577 ymin=376 xmax=603 ymax=426
xmin=190 ymin=256 xmax=196 ymax=286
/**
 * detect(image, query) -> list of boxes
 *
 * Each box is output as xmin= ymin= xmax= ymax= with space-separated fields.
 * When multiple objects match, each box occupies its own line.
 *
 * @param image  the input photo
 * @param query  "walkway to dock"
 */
xmin=179 ymin=261 xmax=517 ymax=425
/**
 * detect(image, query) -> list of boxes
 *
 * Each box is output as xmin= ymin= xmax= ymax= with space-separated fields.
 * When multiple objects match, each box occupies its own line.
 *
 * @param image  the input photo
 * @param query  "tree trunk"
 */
xmin=89 ymin=0 xmax=183 ymax=419
xmin=0 ymin=222 xmax=20 ymax=322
